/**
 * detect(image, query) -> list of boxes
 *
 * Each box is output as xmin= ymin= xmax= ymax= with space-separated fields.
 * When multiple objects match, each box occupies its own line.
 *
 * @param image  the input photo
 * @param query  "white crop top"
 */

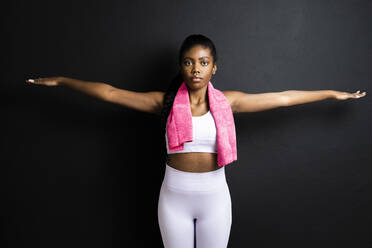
xmin=165 ymin=110 xmax=218 ymax=154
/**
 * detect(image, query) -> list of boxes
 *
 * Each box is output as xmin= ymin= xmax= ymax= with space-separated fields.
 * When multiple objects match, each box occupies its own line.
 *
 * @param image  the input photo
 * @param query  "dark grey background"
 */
xmin=3 ymin=0 xmax=371 ymax=247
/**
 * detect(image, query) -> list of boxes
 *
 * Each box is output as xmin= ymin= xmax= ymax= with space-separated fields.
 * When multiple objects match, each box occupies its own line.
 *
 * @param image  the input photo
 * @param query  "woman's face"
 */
xmin=181 ymin=45 xmax=217 ymax=90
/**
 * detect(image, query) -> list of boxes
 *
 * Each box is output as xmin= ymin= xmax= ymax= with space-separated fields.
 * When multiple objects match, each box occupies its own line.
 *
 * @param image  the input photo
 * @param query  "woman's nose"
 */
xmin=192 ymin=66 xmax=200 ymax=74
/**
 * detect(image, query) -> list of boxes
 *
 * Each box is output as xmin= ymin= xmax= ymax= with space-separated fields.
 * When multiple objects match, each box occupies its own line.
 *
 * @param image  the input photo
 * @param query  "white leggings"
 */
xmin=158 ymin=163 xmax=232 ymax=248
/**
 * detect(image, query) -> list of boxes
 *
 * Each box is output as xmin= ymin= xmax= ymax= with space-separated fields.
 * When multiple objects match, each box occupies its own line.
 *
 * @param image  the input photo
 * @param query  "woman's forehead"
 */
xmin=183 ymin=46 xmax=212 ymax=59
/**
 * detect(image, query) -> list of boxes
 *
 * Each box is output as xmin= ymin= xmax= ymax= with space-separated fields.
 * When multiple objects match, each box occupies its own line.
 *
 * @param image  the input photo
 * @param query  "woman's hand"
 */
xmin=25 ymin=77 xmax=61 ymax=86
xmin=332 ymin=90 xmax=367 ymax=100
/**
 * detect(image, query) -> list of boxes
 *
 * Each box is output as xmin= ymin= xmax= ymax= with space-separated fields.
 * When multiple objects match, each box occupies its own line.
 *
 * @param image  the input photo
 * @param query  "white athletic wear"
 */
xmin=165 ymin=110 xmax=218 ymax=154
xmin=158 ymin=163 xmax=232 ymax=248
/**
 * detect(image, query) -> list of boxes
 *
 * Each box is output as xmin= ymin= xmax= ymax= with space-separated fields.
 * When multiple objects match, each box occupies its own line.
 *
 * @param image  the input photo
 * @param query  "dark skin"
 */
xmin=165 ymin=45 xmax=367 ymax=172
xmin=26 ymin=45 xmax=367 ymax=173
xmin=166 ymin=45 xmax=221 ymax=172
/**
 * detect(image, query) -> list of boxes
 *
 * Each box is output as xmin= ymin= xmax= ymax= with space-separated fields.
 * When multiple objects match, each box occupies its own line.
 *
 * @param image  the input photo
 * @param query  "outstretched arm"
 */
xmin=225 ymin=90 xmax=367 ymax=113
xmin=26 ymin=76 xmax=165 ymax=115
xmin=282 ymin=90 xmax=366 ymax=106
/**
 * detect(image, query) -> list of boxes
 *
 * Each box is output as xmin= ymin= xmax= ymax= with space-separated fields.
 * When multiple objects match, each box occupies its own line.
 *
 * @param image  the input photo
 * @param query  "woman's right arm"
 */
xmin=26 ymin=76 xmax=165 ymax=115
xmin=105 ymin=87 xmax=165 ymax=115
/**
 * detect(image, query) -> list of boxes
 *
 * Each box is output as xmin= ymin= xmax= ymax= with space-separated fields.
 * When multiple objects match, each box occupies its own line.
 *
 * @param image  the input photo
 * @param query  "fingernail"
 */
xmin=27 ymin=79 xmax=34 ymax=82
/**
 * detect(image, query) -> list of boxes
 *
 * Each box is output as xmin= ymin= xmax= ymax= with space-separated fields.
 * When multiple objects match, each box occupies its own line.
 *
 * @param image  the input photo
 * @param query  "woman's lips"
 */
xmin=192 ymin=77 xmax=202 ymax=82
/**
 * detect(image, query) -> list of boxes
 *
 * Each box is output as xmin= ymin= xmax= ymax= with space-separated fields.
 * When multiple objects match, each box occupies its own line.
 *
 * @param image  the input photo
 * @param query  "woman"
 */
xmin=26 ymin=34 xmax=366 ymax=248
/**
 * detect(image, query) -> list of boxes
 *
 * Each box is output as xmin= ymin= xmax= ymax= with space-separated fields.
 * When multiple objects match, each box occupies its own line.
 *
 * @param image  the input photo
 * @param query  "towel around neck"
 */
xmin=166 ymin=81 xmax=237 ymax=167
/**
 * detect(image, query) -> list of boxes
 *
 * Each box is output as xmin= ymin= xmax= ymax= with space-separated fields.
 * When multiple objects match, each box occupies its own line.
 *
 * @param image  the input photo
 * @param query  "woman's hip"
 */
xmin=162 ymin=162 xmax=228 ymax=193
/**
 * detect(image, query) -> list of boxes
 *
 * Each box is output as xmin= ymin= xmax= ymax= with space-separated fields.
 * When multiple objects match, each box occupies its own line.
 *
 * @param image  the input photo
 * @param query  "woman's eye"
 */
xmin=184 ymin=61 xmax=192 ymax=66
xmin=201 ymin=61 xmax=208 ymax=66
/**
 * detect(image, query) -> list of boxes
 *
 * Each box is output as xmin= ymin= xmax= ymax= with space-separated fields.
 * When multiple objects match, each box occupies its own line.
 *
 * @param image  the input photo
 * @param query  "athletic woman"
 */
xmin=26 ymin=34 xmax=366 ymax=248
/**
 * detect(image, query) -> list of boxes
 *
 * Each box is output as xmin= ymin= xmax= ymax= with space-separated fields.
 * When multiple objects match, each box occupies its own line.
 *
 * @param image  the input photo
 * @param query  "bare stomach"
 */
xmin=166 ymin=153 xmax=220 ymax=172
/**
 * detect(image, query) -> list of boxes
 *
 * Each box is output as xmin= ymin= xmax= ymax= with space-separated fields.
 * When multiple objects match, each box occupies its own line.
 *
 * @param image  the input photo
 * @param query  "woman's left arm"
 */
xmin=283 ymin=90 xmax=366 ymax=107
xmin=226 ymin=90 xmax=367 ymax=113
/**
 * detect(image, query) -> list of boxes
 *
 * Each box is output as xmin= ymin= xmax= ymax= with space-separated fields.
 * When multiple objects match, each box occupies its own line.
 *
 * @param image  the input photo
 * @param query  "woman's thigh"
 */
xmin=195 ymin=184 xmax=232 ymax=248
xmin=158 ymin=164 xmax=231 ymax=248
xmin=157 ymin=183 xmax=195 ymax=248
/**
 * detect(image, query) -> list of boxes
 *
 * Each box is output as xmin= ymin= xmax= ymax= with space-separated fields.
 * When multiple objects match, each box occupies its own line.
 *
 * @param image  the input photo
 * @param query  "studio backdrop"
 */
xmin=3 ymin=0 xmax=371 ymax=247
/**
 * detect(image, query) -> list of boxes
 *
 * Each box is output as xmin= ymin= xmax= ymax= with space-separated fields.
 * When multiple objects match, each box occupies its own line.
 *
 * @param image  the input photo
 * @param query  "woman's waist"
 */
xmin=163 ymin=162 xmax=227 ymax=192
xmin=166 ymin=152 xmax=219 ymax=172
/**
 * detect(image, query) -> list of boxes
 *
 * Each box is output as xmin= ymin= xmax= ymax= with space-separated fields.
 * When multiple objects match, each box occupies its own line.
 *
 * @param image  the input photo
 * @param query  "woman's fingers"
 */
xmin=25 ymin=77 xmax=59 ymax=86
xmin=26 ymin=78 xmax=43 ymax=84
xmin=354 ymin=90 xmax=366 ymax=98
xmin=334 ymin=90 xmax=366 ymax=100
xmin=26 ymin=78 xmax=36 ymax=83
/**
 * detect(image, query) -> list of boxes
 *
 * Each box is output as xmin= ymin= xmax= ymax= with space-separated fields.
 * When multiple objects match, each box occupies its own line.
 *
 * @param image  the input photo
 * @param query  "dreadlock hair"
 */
xmin=160 ymin=34 xmax=218 ymax=165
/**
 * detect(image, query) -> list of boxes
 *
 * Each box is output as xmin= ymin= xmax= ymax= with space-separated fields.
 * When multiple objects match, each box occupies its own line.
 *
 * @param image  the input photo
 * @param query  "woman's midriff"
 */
xmin=166 ymin=153 xmax=220 ymax=172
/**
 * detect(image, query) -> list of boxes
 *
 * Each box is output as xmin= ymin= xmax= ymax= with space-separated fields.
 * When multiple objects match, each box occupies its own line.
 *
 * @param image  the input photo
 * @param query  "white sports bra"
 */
xmin=165 ymin=110 xmax=218 ymax=154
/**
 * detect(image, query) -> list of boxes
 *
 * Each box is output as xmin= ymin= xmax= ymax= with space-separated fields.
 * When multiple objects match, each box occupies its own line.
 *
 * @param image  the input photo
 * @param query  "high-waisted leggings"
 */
xmin=158 ymin=163 xmax=232 ymax=248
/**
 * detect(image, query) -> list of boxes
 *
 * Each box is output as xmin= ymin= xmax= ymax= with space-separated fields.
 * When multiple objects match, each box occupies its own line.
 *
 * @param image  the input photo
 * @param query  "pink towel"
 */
xmin=166 ymin=81 xmax=237 ymax=167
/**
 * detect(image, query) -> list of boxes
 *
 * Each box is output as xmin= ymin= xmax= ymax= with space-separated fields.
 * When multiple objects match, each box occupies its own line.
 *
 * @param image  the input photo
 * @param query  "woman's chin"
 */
xmin=187 ymin=81 xmax=201 ymax=86
xmin=187 ymin=82 xmax=207 ymax=90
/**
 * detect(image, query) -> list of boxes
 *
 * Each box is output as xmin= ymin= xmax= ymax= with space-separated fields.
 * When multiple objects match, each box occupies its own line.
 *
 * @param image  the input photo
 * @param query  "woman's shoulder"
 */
xmin=221 ymin=90 xmax=239 ymax=109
